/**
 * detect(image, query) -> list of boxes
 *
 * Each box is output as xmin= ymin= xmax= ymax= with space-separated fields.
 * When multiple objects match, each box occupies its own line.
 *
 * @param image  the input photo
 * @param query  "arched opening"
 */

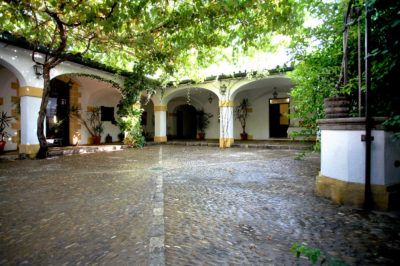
xmin=49 ymin=74 xmax=122 ymax=146
xmin=175 ymin=104 xmax=197 ymax=139
xmin=232 ymin=77 xmax=293 ymax=140
xmin=164 ymin=87 xmax=219 ymax=141
xmin=45 ymin=78 xmax=71 ymax=146
xmin=0 ymin=64 xmax=20 ymax=152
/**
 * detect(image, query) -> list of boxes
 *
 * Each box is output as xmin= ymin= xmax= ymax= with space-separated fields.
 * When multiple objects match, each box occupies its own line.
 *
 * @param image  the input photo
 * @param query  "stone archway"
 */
xmin=164 ymin=89 xmax=219 ymax=141
xmin=0 ymin=64 xmax=21 ymax=151
xmin=231 ymin=76 xmax=294 ymax=140
xmin=50 ymin=74 xmax=123 ymax=145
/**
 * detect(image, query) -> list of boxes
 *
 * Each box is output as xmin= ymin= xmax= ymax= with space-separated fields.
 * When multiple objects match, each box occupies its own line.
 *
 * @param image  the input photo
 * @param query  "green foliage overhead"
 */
xmin=0 ymin=0 xmax=308 ymax=79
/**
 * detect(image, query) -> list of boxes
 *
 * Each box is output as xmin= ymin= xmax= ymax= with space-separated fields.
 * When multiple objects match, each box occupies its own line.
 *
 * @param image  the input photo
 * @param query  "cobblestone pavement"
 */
xmin=161 ymin=146 xmax=400 ymax=265
xmin=0 ymin=149 xmax=159 ymax=265
xmin=1 ymin=146 xmax=400 ymax=265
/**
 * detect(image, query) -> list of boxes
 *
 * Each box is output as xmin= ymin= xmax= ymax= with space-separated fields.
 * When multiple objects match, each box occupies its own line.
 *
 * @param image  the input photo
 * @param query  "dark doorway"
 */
xmin=176 ymin=104 xmax=197 ymax=139
xmin=269 ymin=98 xmax=290 ymax=138
xmin=46 ymin=79 xmax=70 ymax=146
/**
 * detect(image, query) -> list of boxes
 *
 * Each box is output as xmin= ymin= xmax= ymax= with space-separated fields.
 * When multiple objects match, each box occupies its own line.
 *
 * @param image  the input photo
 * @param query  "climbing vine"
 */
xmin=117 ymin=63 xmax=160 ymax=147
xmin=72 ymin=73 xmax=123 ymax=91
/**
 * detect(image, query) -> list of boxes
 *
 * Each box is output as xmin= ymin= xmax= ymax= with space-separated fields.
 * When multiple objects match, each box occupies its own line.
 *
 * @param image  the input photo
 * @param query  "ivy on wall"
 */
xmin=117 ymin=63 xmax=161 ymax=147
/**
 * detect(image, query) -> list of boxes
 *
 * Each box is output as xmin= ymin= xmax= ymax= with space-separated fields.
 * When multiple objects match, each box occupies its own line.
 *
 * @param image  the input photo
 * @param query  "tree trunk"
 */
xmin=36 ymin=66 xmax=51 ymax=159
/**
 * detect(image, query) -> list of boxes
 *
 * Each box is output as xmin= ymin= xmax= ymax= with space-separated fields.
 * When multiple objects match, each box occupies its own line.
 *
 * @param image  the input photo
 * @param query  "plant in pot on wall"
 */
xmin=235 ymin=98 xmax=251 ymax=140
xmin=196 ymin=109 xmax=213 ymax=140
xmin=0 ymin=111 xmax=13 ymax=153
xmin=70 ymin=106 xmax=104 ymax=145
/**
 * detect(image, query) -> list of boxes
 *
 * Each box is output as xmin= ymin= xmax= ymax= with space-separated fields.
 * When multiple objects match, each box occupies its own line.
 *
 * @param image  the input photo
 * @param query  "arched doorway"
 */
xmin=175 ymin=104 xmax=197 ymax=139
xmin=46 ymin=78 xmax=71 ymax=146
xmin=48 ymin=74 xmax=122 ymax=146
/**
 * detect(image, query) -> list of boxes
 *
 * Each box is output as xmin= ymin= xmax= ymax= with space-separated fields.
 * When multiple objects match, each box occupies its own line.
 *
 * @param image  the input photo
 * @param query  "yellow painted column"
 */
xmin=69 ymin=83 xmax=81 ymax=145
xmin=154 ymin=105 xmax=167 ymax=143
xmin=10 ymin=80 xmax=21 ymax=147
xmin=18 ymin=86 xmax=43 ymax=158
xmin=219 ymin=100 xmax=235 ymax=148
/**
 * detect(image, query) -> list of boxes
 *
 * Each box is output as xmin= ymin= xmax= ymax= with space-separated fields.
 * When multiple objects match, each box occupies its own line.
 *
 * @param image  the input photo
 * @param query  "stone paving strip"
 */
xmin=148 ymin=175 xmax=165 ymax=266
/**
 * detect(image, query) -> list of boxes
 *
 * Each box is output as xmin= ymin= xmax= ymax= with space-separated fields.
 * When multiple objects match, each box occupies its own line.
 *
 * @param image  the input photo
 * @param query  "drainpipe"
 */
xmin=363 ymin=0 xmax=373 ymax=210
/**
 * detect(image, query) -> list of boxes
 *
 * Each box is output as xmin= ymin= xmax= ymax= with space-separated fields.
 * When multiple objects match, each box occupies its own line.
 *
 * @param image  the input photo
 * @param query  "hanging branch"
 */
xmin=336 ymin=0 xmax=356 ymax=90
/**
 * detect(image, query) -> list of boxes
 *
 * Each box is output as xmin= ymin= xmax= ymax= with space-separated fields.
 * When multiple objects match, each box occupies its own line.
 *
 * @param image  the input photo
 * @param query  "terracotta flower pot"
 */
xmin=0 ymin=140 xmax=5 ymax=153
xmin=92 ymin=135 xmax=101 ymax=145
xmin=240 ymin=133 xmax=248 ymax=140
xmin=198 ymin=132 xmax=205 ymax=140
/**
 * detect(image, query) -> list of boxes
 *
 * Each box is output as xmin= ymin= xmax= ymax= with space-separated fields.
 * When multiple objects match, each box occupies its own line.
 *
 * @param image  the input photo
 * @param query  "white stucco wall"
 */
xmin=20 ymin=96 xmax=41 ymax=146
xmin=385 ymin=133 xmax=400 ymax=185
xmin=78 ymin=77 xmax=121 ymax=144
xmin=0 ymin=43 xmax=38 ymax=87
xmin=203 ymin=99 xmax=219 ymax=139
xmin=320 ymin=129 xmax=400 ymax=186
xmin=0 ymin=67 xmax=18 ymax=151
xmin=0 ymin=42 xmax=124 ymax=88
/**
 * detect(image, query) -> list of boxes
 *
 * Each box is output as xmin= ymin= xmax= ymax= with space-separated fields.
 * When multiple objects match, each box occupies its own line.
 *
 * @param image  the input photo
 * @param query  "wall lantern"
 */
xmin=272 ymin=87 xmax=278 ymax=98
xmin=220 ymin=84 xmax=227 ymax=95
xmin=208 ymin=93 xmax=213 ymax=104
xmin=33 ymin=64 xmax=43 ymax=78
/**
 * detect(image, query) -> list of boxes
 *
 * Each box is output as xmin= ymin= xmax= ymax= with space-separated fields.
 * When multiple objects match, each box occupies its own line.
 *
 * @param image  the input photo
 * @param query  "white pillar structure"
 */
xmin=19 ymin=86 xmax=43 ymax=156
xmin=316 ymin=117 xmax=400 ymax=210
xmin=154 ymin=105 xmax=167 ymax=143
xmin=219 ymin=100 xmax=234 ymax=148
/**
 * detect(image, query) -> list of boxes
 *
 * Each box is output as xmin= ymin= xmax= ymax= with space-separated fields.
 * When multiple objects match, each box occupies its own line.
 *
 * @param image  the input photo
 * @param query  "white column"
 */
xmin=19 ymin=86 xmax=43 ymax=156
xmin=20 ymin=96 xmax=41 ymax=145
xmin=219 ymin=100 xmax=234 ymax=148
xmin=154 ymin=105 xmax=167 ymax=142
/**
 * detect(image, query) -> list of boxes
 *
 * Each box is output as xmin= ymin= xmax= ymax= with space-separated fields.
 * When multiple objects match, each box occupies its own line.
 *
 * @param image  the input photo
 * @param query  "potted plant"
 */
xmin=118 ymin=132 xmax=124 ymax=142
xmin=70 ymin=106 xmax=104 ymax=145
xmin=0 ymin=111 xmax=13 ymax=153
xmin=235 ymin=98 xmax=251 ymax=140
xmin=196 ymin=110 xmax=213 ymax=140
xmin=105 ymin=133 xmax=112 ymax=143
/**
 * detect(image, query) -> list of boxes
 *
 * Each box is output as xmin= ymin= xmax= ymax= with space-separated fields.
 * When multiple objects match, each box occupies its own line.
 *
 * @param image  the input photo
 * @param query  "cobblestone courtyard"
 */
xmin=1 ymin=146 xmax=400 ymax=265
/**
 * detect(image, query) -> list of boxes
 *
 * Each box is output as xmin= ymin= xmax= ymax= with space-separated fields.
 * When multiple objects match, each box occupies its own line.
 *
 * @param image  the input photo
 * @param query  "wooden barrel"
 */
xmin=324 ymin=96 xmax=350 ymax=118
